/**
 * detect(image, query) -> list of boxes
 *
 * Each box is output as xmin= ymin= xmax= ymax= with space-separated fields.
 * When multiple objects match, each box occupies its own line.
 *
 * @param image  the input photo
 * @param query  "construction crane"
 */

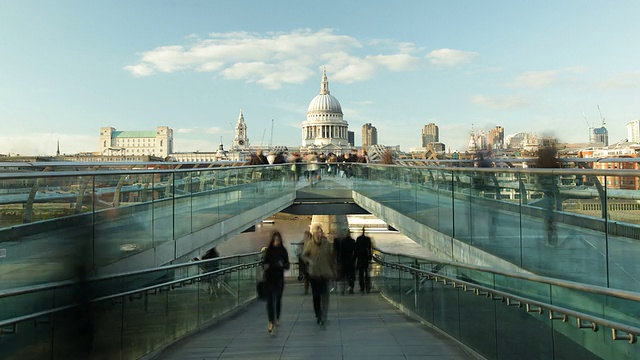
xmin=597 ymin=104 xmax=606 ymax=127
xmin=583 ymin=111 xmax=594 ymax=143
xmin=268 ymin=119 xmax=274 ymax=150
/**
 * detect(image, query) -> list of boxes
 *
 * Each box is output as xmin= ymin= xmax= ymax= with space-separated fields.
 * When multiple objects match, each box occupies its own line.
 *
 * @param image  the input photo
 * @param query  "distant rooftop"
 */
xmin=112 ymin=131 xmax=156 ymax=138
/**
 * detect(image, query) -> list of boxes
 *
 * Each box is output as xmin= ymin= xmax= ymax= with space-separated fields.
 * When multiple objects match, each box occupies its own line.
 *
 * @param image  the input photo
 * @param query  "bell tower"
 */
xmin=232 ymin=109 xmax=249 ymax=150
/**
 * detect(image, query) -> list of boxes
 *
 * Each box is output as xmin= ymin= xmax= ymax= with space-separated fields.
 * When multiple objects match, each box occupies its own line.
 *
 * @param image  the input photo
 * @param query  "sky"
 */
xmin=1 ymin=0 xmax=639 ymax=155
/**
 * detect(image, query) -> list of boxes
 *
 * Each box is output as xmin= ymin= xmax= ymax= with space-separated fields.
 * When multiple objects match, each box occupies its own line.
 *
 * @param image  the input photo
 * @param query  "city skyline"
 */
xmin=1 ymin=1 xmax=640 ymax=155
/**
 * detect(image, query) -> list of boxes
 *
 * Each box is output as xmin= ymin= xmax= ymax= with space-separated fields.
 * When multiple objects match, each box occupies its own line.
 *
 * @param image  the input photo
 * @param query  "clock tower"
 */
xmin=232 ymin=109 xmax=249 ymax=150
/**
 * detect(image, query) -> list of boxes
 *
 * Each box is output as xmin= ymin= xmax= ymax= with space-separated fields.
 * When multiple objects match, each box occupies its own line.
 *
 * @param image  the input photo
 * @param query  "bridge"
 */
xmin=1 ymin=162 xmax=639 ymax=359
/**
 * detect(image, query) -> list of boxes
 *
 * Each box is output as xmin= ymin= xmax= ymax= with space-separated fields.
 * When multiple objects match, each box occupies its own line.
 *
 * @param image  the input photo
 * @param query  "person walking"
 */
xmin=355 ymin=228 xmax=373 ymax=293
xmin=301 ymin=226 xmax=336 ymax=326
xmin=536 ymin=145 xmax=561 ymax=247
xmin=334 ymin=231 xmax=356 ymax=294
xmin=298 ymin=230 xmax=312 ymax=295
xmin=192 ymin=247 xmax=220 ymax=296
xmin=263 ymin=231 xmax=290 ymax=334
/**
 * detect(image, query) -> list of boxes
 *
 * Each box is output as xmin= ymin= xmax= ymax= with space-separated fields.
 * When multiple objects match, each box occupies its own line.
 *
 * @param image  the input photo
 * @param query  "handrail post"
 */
xmin=413 ymin=258 xmax=419 ymax=310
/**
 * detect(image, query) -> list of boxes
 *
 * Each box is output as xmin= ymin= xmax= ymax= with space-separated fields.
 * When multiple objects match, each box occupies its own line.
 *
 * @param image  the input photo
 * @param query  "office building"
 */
xmin=362 ymin=123 xmax=378 ymax=148
xmin=627 ymin=120 xmax=640 ymax=143
xmin=488 ymin=126 xmax=505 ymax=149
xmin=421 ymin=123 xmax=439 ymax=147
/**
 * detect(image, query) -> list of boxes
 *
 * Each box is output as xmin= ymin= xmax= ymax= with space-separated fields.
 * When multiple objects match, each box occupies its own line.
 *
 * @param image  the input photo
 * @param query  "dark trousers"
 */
xmin=357 ymin=265 xmax=371 ymax=292
xmin=340 ymin=263 xmax=355 ymax=291
xmin=309 ymin=278 xmax=329 ymax=320
xmin=266 ymin=281 xmax=284 ymax=322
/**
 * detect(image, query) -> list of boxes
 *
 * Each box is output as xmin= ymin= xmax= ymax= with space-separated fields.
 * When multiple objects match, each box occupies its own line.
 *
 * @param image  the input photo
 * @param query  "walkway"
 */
xmin=158 ymin=283 xmax=474 ymax=360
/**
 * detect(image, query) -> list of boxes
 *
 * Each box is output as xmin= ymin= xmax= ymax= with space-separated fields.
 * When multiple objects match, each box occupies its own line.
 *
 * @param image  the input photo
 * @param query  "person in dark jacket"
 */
xmin=355 ymin=228 xmax=373 ymax=293
xmin=334 ymin=231 xmax=356 ymax=294
xmin=263 ymin=231 xmax=290 ymax=334
xmin=192 ymin=247 xmax=220 ymax=296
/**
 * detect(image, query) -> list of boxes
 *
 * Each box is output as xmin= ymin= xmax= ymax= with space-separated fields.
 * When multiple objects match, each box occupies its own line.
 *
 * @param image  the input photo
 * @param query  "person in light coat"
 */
xmin=300 ymin=225 xmax=336 ymax=326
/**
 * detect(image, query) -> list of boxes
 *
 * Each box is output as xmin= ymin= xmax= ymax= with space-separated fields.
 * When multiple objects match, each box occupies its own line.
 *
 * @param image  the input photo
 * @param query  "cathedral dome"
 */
xmin=307 ymin=93 xmax=342 ymax=114
xmin=306 ymin=68 xmax=343 ymax=115
xmin=302 ymin=68 xmax=349 ymax=148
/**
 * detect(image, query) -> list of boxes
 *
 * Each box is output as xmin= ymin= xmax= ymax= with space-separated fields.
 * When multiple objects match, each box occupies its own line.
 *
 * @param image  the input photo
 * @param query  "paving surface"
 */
xmin=158 ymin=283 xmax=474 ymax=360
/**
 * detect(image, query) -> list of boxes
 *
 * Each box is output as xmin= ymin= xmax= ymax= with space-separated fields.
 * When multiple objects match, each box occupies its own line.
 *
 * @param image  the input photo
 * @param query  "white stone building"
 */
xmin=301 ymin=68 xmax=350 ymax=151
xmin=99 ymin=126 xmax=173 ymax=157
xmin=627 ymin=120 xmax=640 ymax=143
xmin=232 ymin=110 xmax=250 ymax=150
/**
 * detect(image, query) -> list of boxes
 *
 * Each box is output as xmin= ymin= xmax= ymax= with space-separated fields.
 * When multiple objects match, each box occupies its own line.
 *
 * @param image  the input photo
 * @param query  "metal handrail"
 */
xmin=0 ymin=260 xmax=262 ymax=330
xmin=373 ymin=248 xmax=640 ymax=302
xmin=349 ymin=162 xmax=640 ymax=176
xmin=0 ymin=251 xmax=261 ymax=299
xmin=376 ymin=257 xmax=640 ymax=342
xmin=91 ymin=261 xmax=261 ymax=303
xmin=0 ymin=163 xmax=291 ymax=180
xmin=1 ymin=162 xmax=639 ymax=179
xmin=398 ymin=157 xmax=640 ymax=164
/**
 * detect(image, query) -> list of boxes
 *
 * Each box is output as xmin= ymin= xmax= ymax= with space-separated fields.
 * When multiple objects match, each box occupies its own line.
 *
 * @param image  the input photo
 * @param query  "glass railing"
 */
xmin=0 ymin=251 xmax=263 ymax=359
xmin=348 ymin=163 xmax=640 ymax=293
xmin=0 ymin=165 xmax=295 ymax=288
xmin=373 ymin=248 xmax=640 ymax=360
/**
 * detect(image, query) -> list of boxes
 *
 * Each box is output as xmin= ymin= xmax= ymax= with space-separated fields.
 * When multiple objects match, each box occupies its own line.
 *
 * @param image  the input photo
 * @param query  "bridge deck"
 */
xmin=158 ymin=283 xmax=473 ymax=360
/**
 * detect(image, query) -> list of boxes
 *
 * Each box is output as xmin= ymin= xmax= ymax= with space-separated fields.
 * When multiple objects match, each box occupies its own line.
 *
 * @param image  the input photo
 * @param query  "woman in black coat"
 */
xmin=263 ymin=231 xmax=290 ymax=334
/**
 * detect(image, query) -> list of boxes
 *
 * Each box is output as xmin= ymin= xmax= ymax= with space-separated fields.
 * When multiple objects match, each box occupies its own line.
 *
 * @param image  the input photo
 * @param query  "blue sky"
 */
xmin=1 ymin=1 xmax=639 ymax=155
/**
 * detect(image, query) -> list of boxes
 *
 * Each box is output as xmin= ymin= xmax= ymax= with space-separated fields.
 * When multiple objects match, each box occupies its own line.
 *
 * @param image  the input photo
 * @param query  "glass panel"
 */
xmin=165 ymin=279 xmax=199 ymax=343
xmin=430 ymin=277 xmax=460 ymax=339
xmin=493 ymin=273 xmax=550 ymax=304
xmin=452 ymin=170 xmax=471 ymax=242
xmin=494 ymin=297 xmax=552 ymax=360
xmin=153 ymin=172 xmax=174 ymax=246
xmin=0 ymin=174 xmax=97 ymax=287
xmin=93 ymin=173 xmax=153 ymax=267
xmin=172 ymin=172 xmax=192 ymax=239
xmin=0 ymin=315 xmax=53 ymax=358
xmin=192 ymin=169 xmax=222 ymax=232
xmin=458 ymin=281 xmax=497 ymax=359
xmin=605 ymin=173 xmax=640 ymax=292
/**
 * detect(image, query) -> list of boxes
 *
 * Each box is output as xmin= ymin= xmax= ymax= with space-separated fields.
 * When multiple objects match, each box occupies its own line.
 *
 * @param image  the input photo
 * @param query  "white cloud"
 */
xmin=471 ymin=95 xmax=530 ymax=109
xmin=177 ymin=127 xmax=230 ymax=135
xmin=0 ymin=133 xmax=96 ymax=156
xmin=351 ymin=100 xmax=374 ymax=105
xmin=598 ymin=71 xmax=640 ymax=89
xmin=426 ymin=48 xmax=478 ymax=67
xmin=124 ymin=29 xmax=428 ymax=88
xmin=370 ymin=53 xmax=420 ymax=71
xmin=123 ymin=64 xmax=155 ymax=77
xmin=509 ymin=67 xmax=586 ymax=88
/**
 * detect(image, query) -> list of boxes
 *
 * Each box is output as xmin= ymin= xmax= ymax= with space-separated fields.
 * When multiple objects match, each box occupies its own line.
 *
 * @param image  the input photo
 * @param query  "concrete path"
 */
xmin=158 ymin=283 xmax=474 ymax=360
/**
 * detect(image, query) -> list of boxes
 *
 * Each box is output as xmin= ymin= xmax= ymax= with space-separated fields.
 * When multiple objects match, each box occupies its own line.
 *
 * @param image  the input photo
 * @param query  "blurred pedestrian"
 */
xmin=334 ymin=230 xmax=356 ymax=294
xmin=536 ymin=145 xmax=561 ymax=247
xmin=301 ymin=226 xmax=336 ymax=326
xmin=263 ymin=231 xmax=290 ymax=334
xmin=355 ymin=228 xmax=373 ymax=293
xmin=298 ymin=230 xmax=312 ymax=295
xmin=192 ymin=247 xmax=220 ymax=296
xmin=267 ymin=151 xmax=276 ymax=164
